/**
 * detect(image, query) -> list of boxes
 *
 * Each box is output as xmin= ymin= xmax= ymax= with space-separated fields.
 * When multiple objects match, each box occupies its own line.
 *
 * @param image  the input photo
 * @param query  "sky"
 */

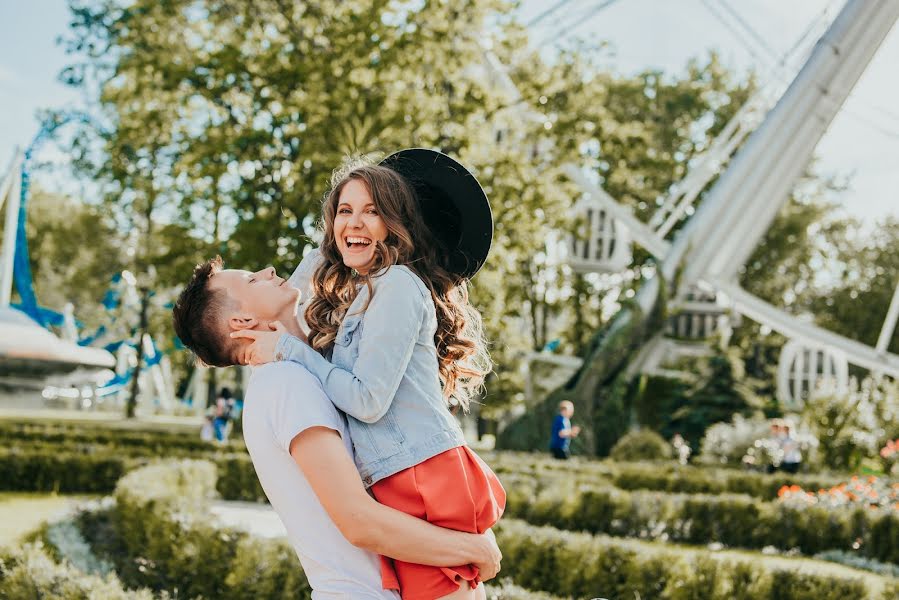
xmin=0 ymin=0 xmax=897 ymax=227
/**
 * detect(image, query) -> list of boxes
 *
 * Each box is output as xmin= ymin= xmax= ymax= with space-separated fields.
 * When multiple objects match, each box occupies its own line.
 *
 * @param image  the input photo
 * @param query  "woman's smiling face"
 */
xmin=333 ymin=178 xmax=389 ymax=274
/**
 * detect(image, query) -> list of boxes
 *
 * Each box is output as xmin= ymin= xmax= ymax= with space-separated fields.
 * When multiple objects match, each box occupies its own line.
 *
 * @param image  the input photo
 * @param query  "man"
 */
xmin=172 ymin=253 xmax=500 ymax=599
xmin=549 ymin=400 xmax=580 ymax=460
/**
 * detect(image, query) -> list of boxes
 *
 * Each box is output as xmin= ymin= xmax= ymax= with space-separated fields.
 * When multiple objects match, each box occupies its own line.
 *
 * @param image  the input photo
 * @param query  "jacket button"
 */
xmin=363 ymin=476 xmax=372 ymax=485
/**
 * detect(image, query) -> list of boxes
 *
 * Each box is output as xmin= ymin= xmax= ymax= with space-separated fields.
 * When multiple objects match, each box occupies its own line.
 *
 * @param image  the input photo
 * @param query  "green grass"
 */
xmin=0 ymin=492 xmax=95 ymax=548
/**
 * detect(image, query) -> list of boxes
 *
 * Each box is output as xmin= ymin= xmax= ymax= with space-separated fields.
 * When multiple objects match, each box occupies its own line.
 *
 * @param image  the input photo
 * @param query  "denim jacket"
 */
xmin=276 ymin=259 xmax=465 ymax=487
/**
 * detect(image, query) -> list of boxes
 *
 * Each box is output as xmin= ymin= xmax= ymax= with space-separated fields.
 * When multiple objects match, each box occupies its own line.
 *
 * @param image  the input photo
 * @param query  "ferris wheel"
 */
xmin=490 ymin=0 xmax=899 ymax=408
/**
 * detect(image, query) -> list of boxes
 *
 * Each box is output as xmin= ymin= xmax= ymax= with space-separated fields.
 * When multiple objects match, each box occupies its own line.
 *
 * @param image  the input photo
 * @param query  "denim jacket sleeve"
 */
xmin=273 ymin=268 xmax=426 ymax=423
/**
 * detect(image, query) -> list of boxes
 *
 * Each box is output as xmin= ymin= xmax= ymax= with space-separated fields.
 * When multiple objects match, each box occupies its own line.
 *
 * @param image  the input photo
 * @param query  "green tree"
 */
xmin=670 ymin=349 xmax=758 ymax=448
xmin=60 ymin=1 xmax=771 ymax=428
xmin=805 ymin=218 xmax=899 ymax=354
xmin=19 ymin=187 xmax=125 ymax=331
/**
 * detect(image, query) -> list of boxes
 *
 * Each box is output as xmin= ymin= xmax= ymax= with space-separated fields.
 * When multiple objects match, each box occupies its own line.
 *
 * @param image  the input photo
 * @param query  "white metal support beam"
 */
xmin=876 ymin=282 xmax=899 ymax=354
xmin=0 ymin=150 xmax=24 ymax=307
xmin=718 ymin=281 xmax=899 ymax=378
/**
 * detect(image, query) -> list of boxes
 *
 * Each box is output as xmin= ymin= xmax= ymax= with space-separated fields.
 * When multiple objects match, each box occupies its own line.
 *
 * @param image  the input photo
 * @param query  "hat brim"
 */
xmin=380 ymin=148 xmax=493 ymax=279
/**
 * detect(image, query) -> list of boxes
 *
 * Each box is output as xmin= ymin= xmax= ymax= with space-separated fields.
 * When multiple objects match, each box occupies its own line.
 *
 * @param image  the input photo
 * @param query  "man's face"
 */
xmin=208 ymin=266 xmax=300 ymax=330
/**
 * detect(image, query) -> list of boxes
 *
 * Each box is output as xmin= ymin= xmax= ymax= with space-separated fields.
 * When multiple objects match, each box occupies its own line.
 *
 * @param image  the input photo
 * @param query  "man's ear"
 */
xmin=229 ymin=315 xmax=259 ymax=332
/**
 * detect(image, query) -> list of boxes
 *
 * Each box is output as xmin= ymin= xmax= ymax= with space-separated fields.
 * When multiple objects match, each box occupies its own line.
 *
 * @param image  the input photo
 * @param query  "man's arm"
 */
xmin=290 ymin=426 xmax=501 ymax=578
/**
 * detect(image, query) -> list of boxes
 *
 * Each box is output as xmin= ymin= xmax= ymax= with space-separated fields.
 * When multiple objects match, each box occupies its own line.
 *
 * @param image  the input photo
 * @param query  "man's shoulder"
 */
xmin=246 ymin=362 xmax=328 ymax=407
xmin=244 ymin=362 xmax=343 ymax=448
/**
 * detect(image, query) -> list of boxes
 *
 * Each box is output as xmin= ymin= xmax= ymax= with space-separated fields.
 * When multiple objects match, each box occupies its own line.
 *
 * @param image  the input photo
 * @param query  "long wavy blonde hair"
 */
xmin=305 ymin=159 xmax=491 ymax=409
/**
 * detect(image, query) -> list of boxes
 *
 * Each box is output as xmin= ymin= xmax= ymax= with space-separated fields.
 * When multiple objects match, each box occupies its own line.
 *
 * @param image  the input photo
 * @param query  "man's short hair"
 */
xmin=172 ymin=257 xmax=239 ymax=367
xmin=558 ymin=400 xmax=574 ymax=412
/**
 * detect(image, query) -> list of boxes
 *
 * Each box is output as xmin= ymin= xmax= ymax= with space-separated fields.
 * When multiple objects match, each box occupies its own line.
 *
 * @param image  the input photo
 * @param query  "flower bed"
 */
xmin=778 ymin=476 xmax=899 ymax=512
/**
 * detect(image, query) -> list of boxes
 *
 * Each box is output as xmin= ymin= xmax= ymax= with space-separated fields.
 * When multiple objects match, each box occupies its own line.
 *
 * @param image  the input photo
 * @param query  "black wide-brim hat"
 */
xmin=380 ymin=148 xmax=493 ymax=280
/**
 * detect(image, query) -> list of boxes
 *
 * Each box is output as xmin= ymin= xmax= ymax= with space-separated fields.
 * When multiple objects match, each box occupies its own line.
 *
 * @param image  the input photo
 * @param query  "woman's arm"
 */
xmin=273 ymin=268 xmax=427 ymax=423
xmin=291 ymin=426 xmax=502 ymax=578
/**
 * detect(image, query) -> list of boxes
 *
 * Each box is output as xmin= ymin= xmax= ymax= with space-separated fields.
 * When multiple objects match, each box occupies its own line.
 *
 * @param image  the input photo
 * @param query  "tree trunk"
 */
xmin=126 ymin=287 xmax=150 ymax=419
xmin=207 ymin=368 xmax=218 ymax=409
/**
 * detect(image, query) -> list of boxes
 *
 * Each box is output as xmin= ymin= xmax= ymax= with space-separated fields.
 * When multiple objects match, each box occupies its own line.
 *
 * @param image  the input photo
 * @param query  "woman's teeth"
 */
xmin=346 ymin=237 xmax=371 ymax=247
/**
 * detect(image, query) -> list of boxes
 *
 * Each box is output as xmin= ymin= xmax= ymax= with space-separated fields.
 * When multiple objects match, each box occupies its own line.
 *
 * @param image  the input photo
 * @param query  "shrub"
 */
xmin=610 ymin=429 xmax=673 ymax=462
xmin=700 ymin=415 xmax=778 ymax=466
xmin=485 ymin=451 xmax=846 ymax=501
xmin=0 ymin=419 xmax=244 ymax=454
xmin=502 ymin=476 xmax=899 ymax=564
xmin=802 ymin=378 xmax=898 ymax=471
xmin=0 ymin=448 xmax=131 ymax=493
xmin=0 ymin=543 xmax=157 ymax=599
xmin=0 ymin=445 xmax=263 ymax=502
xmin=495 ymin=519 xmax=890 ymax=600
xmin=110 ymin=460 xmax=312 ymax=599
xmin=95 ymin=460 xmax=566 ymax=600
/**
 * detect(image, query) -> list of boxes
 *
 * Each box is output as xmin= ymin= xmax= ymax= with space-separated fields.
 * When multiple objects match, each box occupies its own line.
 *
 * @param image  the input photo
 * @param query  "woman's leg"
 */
xmin=436 ymin=582 xmax=482 ymax=600
xmin=475 ymin=582 xmax=487 ymax=600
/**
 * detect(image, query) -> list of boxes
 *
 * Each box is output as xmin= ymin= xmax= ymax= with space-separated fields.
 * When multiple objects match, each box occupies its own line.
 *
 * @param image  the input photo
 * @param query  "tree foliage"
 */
xmin=56 ymin=0 xmax=893 ymax=429
xmin=20 ymin=187 xmax=125 ymax=330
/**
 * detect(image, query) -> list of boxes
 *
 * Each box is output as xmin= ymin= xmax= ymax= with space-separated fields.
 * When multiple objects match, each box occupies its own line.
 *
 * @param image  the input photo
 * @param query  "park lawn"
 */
xmin=0 ymin=492 xmax=94 ymax=548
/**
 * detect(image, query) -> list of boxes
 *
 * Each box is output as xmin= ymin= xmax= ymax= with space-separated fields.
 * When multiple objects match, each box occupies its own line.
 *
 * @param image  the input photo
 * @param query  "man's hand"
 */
xmin=473 ymin=529 xmax=502 ymax=581
xmin=571 ymin=425 xmax=582 ymax=437
xmin=230 ymin=321 xmax=289 ymax=365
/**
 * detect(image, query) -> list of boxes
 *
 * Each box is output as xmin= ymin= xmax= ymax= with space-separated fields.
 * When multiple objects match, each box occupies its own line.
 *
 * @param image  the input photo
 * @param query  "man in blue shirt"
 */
xmin=549 ymin=400 xmax=580 ymax=459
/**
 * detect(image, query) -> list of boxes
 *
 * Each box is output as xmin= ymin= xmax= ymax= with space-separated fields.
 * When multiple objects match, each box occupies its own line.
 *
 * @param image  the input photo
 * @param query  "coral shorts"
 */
xmin=369 ymin=445 xmax=506 ymax=600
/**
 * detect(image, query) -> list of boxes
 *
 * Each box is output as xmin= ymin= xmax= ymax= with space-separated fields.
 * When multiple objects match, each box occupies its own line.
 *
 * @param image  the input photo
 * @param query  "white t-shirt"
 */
xmin=242 ymin=361 xmax=399 ymax=599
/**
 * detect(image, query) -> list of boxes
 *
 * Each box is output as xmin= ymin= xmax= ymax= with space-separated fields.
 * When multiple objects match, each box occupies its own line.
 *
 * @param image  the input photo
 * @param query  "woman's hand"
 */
xmin=230 ymin=321 xmax=289 ymax=365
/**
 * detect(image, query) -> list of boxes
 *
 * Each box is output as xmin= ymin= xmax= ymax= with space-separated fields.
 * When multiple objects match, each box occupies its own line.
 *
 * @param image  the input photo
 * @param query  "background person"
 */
xmin=549 ymin=400 xmax=580 ymax=460
xmin=213 ymin=387 xmax=233 ymax=442
xmin=780 ymin=420 xmax=803 ymax=474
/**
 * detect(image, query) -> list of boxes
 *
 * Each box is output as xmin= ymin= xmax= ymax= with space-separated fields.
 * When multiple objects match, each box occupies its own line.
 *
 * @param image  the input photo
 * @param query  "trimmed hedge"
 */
xmin=0 ymin=447 xmax=265 ymax=501
xmin=107 ymin=460 xmax=899 ymax=600
xmin=108 ymin=460 xmax=313 ymax=599
xmin=1 ymin=419 xmax=244 ymax=455
xmin=77 ymin=460 xmax=565 ymax=600
xmin=2 ymin=417 xmax=855 ymax=502
xmin=0 ymin=448 xmax=130 ymax=494
xmin=486 ymin=451 xmax=850 ymax=500
xmin=504 ymin=478 xmax=899 ymax=564
xmin=0 ymin=543 xmax=157 ymax=599
xmin=496 ymin=519 xmax=899 ymax=600
xmin=5 ymin=445 xmax=891 ymax=564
